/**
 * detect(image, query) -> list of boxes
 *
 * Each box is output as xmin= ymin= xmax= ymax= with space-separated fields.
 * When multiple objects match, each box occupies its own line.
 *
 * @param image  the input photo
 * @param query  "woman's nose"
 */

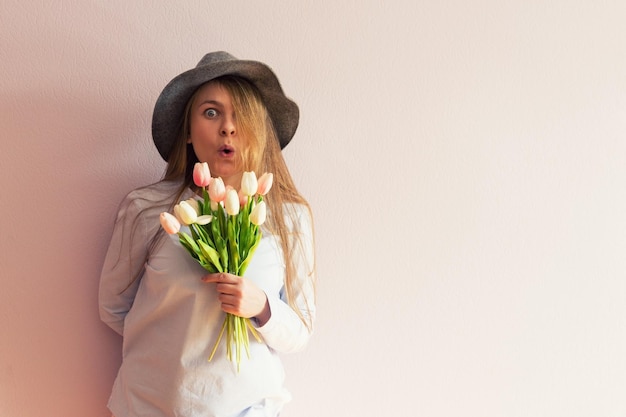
xmin=220 ymin=116 xmax=236 ymax=137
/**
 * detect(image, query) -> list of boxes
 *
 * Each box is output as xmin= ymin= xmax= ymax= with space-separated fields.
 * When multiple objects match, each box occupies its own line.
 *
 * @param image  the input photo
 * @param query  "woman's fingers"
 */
xmin=202 ymin=272 xmax=267 ymax=318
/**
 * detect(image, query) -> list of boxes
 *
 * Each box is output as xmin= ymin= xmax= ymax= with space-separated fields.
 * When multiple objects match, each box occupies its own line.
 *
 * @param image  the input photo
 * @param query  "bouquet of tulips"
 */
xmin=159 ymin=162 xmax=273 ymax=370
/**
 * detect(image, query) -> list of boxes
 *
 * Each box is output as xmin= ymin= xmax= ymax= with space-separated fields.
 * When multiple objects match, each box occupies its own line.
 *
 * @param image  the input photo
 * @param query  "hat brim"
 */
xmin=152 ymin=55 xmax=299 ymax=161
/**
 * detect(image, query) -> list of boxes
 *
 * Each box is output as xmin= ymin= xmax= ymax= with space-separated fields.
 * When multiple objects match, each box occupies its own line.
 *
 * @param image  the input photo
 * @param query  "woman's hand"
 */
xmin=202 ymin=273 xmax=271 ymax=326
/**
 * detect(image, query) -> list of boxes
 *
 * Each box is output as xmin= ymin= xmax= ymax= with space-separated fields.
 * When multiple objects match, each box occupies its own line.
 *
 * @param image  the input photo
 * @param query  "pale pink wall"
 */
xmin=2 ymin=1 xmax=626 ymax=416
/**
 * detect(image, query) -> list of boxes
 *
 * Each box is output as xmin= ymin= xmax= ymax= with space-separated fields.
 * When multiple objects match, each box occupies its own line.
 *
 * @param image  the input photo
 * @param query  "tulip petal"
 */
xmin=193 ymin=162 xmax=211 ymax=188
xmin=209 ymin=177 xmax=226 ymax=203
xmin=225 ymin=189 xmax=240 ymax=215
xmin=185 ymin=198 xmax=201 ymax=214
xmin=250 ymin=201 xmax=266 ymax=225
xmin=241 ymin=171 xmax=258 ymax=196
xmin=178 ymin=201 xmax=198 ymax=225
xmin=257 ymin=173 xmax=273 ymax=196
xmin=160 ymin=212 xmax=181 ymax=234
xmin=196 ymin=215 xmax=213 ymax=225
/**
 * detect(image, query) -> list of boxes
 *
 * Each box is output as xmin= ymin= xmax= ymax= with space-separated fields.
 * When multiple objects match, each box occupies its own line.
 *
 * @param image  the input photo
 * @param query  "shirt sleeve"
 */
xmin=254 ymin=205 xmax=316 ymax=353
xmin=98 ymin=192 xmax=149 ymax=335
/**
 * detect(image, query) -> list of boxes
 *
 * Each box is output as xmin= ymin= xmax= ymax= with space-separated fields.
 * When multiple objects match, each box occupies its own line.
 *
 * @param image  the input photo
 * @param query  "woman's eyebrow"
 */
xmin=196 ymin=99 xmax=223 ymax=107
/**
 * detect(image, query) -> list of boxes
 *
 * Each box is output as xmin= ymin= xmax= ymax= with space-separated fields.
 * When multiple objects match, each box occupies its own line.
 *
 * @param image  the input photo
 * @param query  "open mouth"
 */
xmin=219 ymin=145 xmax=234 ymax=156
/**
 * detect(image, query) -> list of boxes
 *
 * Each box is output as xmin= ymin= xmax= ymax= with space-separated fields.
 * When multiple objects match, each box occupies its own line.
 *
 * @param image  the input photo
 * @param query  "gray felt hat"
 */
xmin=152 ymin=51 xmax=299 ymax=161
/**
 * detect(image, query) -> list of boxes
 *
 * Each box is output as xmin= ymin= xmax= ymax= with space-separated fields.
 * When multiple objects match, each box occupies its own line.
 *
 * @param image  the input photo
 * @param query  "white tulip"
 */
xmin=225 ymin=189 xmax=240 ymax=215
xmin=250 ymin=201 xmax=267 ymax=225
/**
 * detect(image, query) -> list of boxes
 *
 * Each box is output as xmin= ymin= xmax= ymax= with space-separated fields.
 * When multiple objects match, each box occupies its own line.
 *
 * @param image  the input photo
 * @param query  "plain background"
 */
xmin=2 ymin=1 xmax=626 ymax=416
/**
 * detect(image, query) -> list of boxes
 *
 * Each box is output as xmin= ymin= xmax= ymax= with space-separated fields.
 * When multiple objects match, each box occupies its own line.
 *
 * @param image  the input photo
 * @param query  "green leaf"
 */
xmin=197 ymin=198 xmax=204 ymax=216
xmin=198 ymin=240 xmax=224 ymax=273
xmin=217 ymin=204 xmax=227 ymax=236
xmin=191 ymin=223 xmax=205 ymax=241
xmin=227 ymin=218 xmax=236 ymax=243
xmin=238 ymin=233 xmax=261 ymax=276
xmin=195 ymin=223 xmax=213 ymax=247
xmin=203 ymin=189 xmax=210 ymax=214
xmin=178 ymin=232 xmax=200 ymax=254
xmin=199 ymin=259 xmax=218 ymax=273
xmin=215 ymin=235 xmax=228 ymax=268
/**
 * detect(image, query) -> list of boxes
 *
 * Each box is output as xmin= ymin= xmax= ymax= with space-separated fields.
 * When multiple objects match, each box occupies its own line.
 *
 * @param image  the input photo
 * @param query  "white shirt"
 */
xmin=99 ymin=180 xmax=315 ymax=417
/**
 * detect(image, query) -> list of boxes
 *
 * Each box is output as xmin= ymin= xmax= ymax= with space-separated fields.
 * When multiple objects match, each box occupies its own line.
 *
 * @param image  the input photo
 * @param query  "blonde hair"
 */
xmin=154 ymin=75 xmax=315 ymax=330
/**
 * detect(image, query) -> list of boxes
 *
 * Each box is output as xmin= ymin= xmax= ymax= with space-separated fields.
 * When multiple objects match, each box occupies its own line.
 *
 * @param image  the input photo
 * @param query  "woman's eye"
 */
xmin=204 ymin=109 xmax=218 ymax=118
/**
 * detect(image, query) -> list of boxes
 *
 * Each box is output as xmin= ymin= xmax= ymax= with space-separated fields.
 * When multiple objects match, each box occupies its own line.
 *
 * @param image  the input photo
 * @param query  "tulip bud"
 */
xmin=193 ymin=162 xmax=211 ymax=188
xmin=225 ymin=189 xmax=240 ymax=215
xmin=250 ymin=201 xmax=267 ymax=225
xmin=173 ymin=205 xmax=184 ymax=223
xmin=176 ymin=200 xmax=198 ymax=225
xmin=240 ymin=171 xmax=258 ymax=196
xmin=257 ymin=173 xmax=273 ymax=196
xmin=238 ymin=188 xmax=248 ymax=207
xmin=184 ymin=198 xmax=201 ymax=214
xmin=209 ymin=177 xmax=226 ymax=203
xmin=160 ymin=212 xmax=181 ymax=234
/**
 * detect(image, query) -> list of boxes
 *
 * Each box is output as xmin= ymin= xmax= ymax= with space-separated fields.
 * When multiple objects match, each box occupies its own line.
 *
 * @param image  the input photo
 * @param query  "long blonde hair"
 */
xmin=151 ymin=75 xmax=315 ymax=330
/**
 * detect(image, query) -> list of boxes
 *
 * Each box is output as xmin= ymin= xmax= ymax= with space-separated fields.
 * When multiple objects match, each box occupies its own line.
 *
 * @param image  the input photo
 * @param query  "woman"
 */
xmin=99 ymin=51 xmax=316 ymax=417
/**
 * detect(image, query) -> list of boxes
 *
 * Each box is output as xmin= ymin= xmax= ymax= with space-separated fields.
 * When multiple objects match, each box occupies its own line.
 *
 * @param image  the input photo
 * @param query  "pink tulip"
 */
xmin=208 ymin=177 xmax=226 ymax=202
xmin=257 ymin=173 xmax=273 ymax=195
xmin=240 ymin=171 xmax=258 ymax=196
xmin=250 ymin=201 xmax=267 ymax=225
xmin=193 ymin=162 xmax=211 ymax=188
xmin=238 ymin=189 xmax=248 ymax=207
xmin=160 ymin=212 xmax=181 ymax=234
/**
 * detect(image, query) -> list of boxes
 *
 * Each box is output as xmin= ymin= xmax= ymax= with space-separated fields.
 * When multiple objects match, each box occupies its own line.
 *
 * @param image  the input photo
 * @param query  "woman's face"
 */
xmin=188 ymin=81 xmax=246 ymax=188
